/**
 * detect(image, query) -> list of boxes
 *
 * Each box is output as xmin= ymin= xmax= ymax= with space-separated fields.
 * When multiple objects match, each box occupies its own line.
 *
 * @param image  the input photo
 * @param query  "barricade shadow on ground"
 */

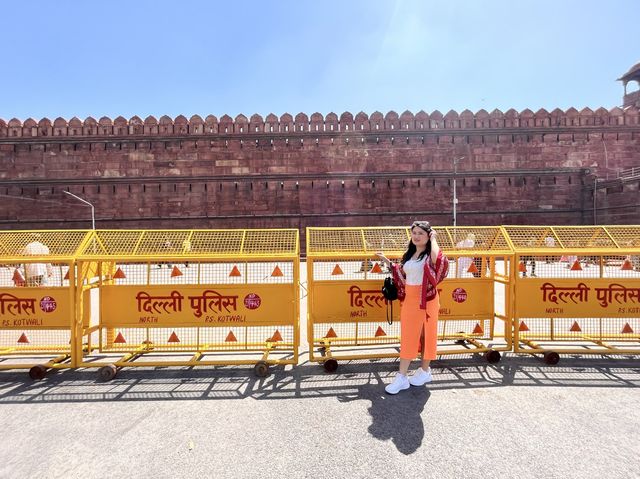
xmin=0 ymin=354 xmax=637 ymax=405
xmin=1 ymin=354 xmax=637 ymax=456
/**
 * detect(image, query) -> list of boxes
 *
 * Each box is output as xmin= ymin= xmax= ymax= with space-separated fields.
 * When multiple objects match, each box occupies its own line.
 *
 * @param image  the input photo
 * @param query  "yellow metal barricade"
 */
xmin=0 ymin=230 xmax=93 ymax=379
xmin=505 ymin=225 xmax=640 ymax=364
xmin=75 ymin=229 xmax=299 ymax=379
xmin=306 ymin=226 xmax=513 ymax=372
xmin=437 ymin=227 xmax=514 ymax=360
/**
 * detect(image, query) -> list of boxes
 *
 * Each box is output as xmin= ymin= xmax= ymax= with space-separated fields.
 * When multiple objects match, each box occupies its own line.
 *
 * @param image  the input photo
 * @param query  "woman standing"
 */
xmin=377 ymin=221 xmax=449 ymax=394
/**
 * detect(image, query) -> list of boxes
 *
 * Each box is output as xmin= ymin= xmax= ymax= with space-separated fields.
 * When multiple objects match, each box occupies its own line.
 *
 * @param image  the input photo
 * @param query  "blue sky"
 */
xmin=1 ymin=0 xmax=637 ymax=121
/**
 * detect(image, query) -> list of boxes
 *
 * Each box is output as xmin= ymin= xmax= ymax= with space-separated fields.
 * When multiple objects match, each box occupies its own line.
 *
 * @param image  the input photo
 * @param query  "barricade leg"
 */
xmin=318 ymin=339 xmax=339 ymax=373
xmin=28 ymin=353 xmax=72 ymax=380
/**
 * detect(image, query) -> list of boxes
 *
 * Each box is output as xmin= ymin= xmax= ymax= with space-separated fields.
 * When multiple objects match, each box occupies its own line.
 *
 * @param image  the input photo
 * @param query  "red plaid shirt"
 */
xmin=391 ymin=251 xmax=449 ymax=309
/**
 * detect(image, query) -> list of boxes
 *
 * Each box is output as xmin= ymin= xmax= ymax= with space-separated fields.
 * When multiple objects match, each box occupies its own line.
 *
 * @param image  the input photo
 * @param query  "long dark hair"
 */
xmin=401 ymin=222 xmax=432 ymax=265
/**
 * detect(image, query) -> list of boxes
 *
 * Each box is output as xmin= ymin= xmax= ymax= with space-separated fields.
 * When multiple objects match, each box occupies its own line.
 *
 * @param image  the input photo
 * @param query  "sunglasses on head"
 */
xmin=411 ymin=221 xmax=432 ymax=233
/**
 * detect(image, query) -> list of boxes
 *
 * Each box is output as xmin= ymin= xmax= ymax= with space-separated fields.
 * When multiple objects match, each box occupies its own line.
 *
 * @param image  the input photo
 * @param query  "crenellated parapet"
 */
xmin=1 ymin=107 xmax=638 ymax=138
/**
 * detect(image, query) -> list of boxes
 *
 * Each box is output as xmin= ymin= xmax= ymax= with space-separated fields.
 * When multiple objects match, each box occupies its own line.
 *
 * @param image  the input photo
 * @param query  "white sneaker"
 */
xmin=409 ymin=367 xmax=433 ymax=386
xmin=385 ymin=373 xmax=410 ymax=394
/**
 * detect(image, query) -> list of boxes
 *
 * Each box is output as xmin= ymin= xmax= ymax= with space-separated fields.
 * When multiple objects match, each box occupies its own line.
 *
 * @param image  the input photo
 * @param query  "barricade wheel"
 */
xmin=323 ymin=359 xmax=338 ymax=373
xmin=543 ymin=351 xmax=560 ymax=365
xmin=254 ymin=361 xmax=269 ymax=378
xmin=455 ymin=332 xmax=466 ymax=345
xmin=98 ymin=364 xmax=118 ymax=381
xmin=484 ymin=350 xmax=501 ymax=363
xmin=318 ymin=346 xmax=326 ymax=356
xmin=28 ymin=365 xmax=47 ymax=380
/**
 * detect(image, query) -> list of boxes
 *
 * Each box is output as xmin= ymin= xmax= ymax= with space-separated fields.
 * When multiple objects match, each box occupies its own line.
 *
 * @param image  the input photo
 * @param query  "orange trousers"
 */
xmin=400 ymin=285 xmax=440 ymax=360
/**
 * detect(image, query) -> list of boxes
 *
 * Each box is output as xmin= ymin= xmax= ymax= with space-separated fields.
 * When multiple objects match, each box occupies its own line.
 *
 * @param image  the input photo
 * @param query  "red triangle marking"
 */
xmin=331 ymin=264 xmax=344 ymax=275
xmin=621 ymin=323 xmax=634 ymax=334
xmin=168 ymin=331 xmax=180 ymax=343
xmin=467 ymin=262 xmax=479 ymax=274
xmin=324 ymin=327 xmax=337 ymax=338
xmin=370 ymin=263 xmax=383 ymax=274
xmin=225 ymin=331 xmax=238 ymax=342
xmin=170 ymin=266 xmax=183 ymax=277
xmin=621 ymin=260 xmax=633 ymax=271
xmin=64 ymin=269 xmax=70 ymax=280
xmin=375 ymin=326 xmax=387 ymax=337
xmin=271 ymin=265 xmax=284 ymax=277
xmin=114 ymin=332 xmax=127 ymax=343
xmin=17 ymin=333 xmax=29 ymax=344
xmin=518 ymin=261 xmax=527 ymax=272
xmin=570 ymin=321 xmax=582 ymax=332
xmin=519 ymin=321 xmax=530 ymax=332
xmin=270 ymin=330 xmax=283 ymax=342
xmin=560 ymin=256 xmax=568 ymax=262
xmin=570 ymin=261 xmax=582 ymax=271
xmin=113 ymin=267 xmax=126 ymax=279
xmin=473 ymin=323 xmax=484 ymax=334
xmin=229 ymin=266 xmax=242 ymax=277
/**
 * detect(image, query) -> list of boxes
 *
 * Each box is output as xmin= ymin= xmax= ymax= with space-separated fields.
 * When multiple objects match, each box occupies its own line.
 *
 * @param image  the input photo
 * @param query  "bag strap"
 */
xmin=386 ymin=300 xmax=393 ymax=325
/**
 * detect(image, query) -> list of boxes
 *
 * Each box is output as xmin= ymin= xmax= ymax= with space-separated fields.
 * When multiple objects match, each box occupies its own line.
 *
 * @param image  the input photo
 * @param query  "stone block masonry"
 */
xmin=0 ymin=108 xmax=639 ymax=235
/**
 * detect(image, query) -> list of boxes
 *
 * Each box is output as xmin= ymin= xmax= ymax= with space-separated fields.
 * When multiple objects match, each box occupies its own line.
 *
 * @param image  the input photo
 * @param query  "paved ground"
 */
xmin=0 ymin=353 xmax=639 ymax=479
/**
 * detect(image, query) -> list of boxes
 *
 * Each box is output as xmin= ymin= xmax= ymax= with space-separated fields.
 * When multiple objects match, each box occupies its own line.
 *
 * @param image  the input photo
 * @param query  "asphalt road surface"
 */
xmin=0 ymin=353 xmax=639 ymax=479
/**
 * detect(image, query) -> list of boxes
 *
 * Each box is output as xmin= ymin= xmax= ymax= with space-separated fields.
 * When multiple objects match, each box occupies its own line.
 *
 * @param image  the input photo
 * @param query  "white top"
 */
xmin=22 ymin=241 xmax=51 ymax=278
xmin=456 ymin=238 xmax=475 ymax=277
xmin=404 ymin=256 xmax=426 ymax=285
xmin=456 ymin=238 xmax=475 ymax=249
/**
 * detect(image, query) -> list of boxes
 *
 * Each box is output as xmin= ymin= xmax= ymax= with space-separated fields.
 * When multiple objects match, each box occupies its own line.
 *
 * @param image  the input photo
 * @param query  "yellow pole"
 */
xmin=71 ymin=261 xmax=84 ymax=367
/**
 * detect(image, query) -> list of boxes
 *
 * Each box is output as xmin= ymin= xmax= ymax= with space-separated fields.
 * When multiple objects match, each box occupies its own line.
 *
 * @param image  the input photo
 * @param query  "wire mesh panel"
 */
xmin=504 ymin=226 xmax=640 ymax=361
xmin=0 ymin=230 xmax=93 ymax=373
xmin=99 ymin=325 xmax=297 ymax=353
xmin=421 ymin=234 xmax=512 ymax=358
xmin=80 ymin=229 xmax=299 ymax=259
xmin=606 ymin=226 xmax=640 ymax=248
xmin=76 ymin=229 xmax=299 ymax=375
xmin=0 ymin=329 xmax=71 ymax=352
xmin=306 ymin=226 xmax=514 ymax=368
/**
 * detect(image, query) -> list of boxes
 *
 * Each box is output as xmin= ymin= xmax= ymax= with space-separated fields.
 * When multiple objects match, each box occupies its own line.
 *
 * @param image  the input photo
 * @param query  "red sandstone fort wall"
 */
xmin=0 ymin=108 xmax=638 ymax=232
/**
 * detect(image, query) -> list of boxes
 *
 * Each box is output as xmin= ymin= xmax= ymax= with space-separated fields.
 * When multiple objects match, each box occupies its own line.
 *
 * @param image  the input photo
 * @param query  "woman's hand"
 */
xmin=375 ymin=252 xmax=391 ymax=268
xmin=428 ymin=230 xmax=440 ymax=262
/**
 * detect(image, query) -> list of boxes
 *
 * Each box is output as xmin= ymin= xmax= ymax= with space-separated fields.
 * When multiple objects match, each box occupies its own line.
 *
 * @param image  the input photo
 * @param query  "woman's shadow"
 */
xmin=338 ymin=382 xmax=430 ymax=455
